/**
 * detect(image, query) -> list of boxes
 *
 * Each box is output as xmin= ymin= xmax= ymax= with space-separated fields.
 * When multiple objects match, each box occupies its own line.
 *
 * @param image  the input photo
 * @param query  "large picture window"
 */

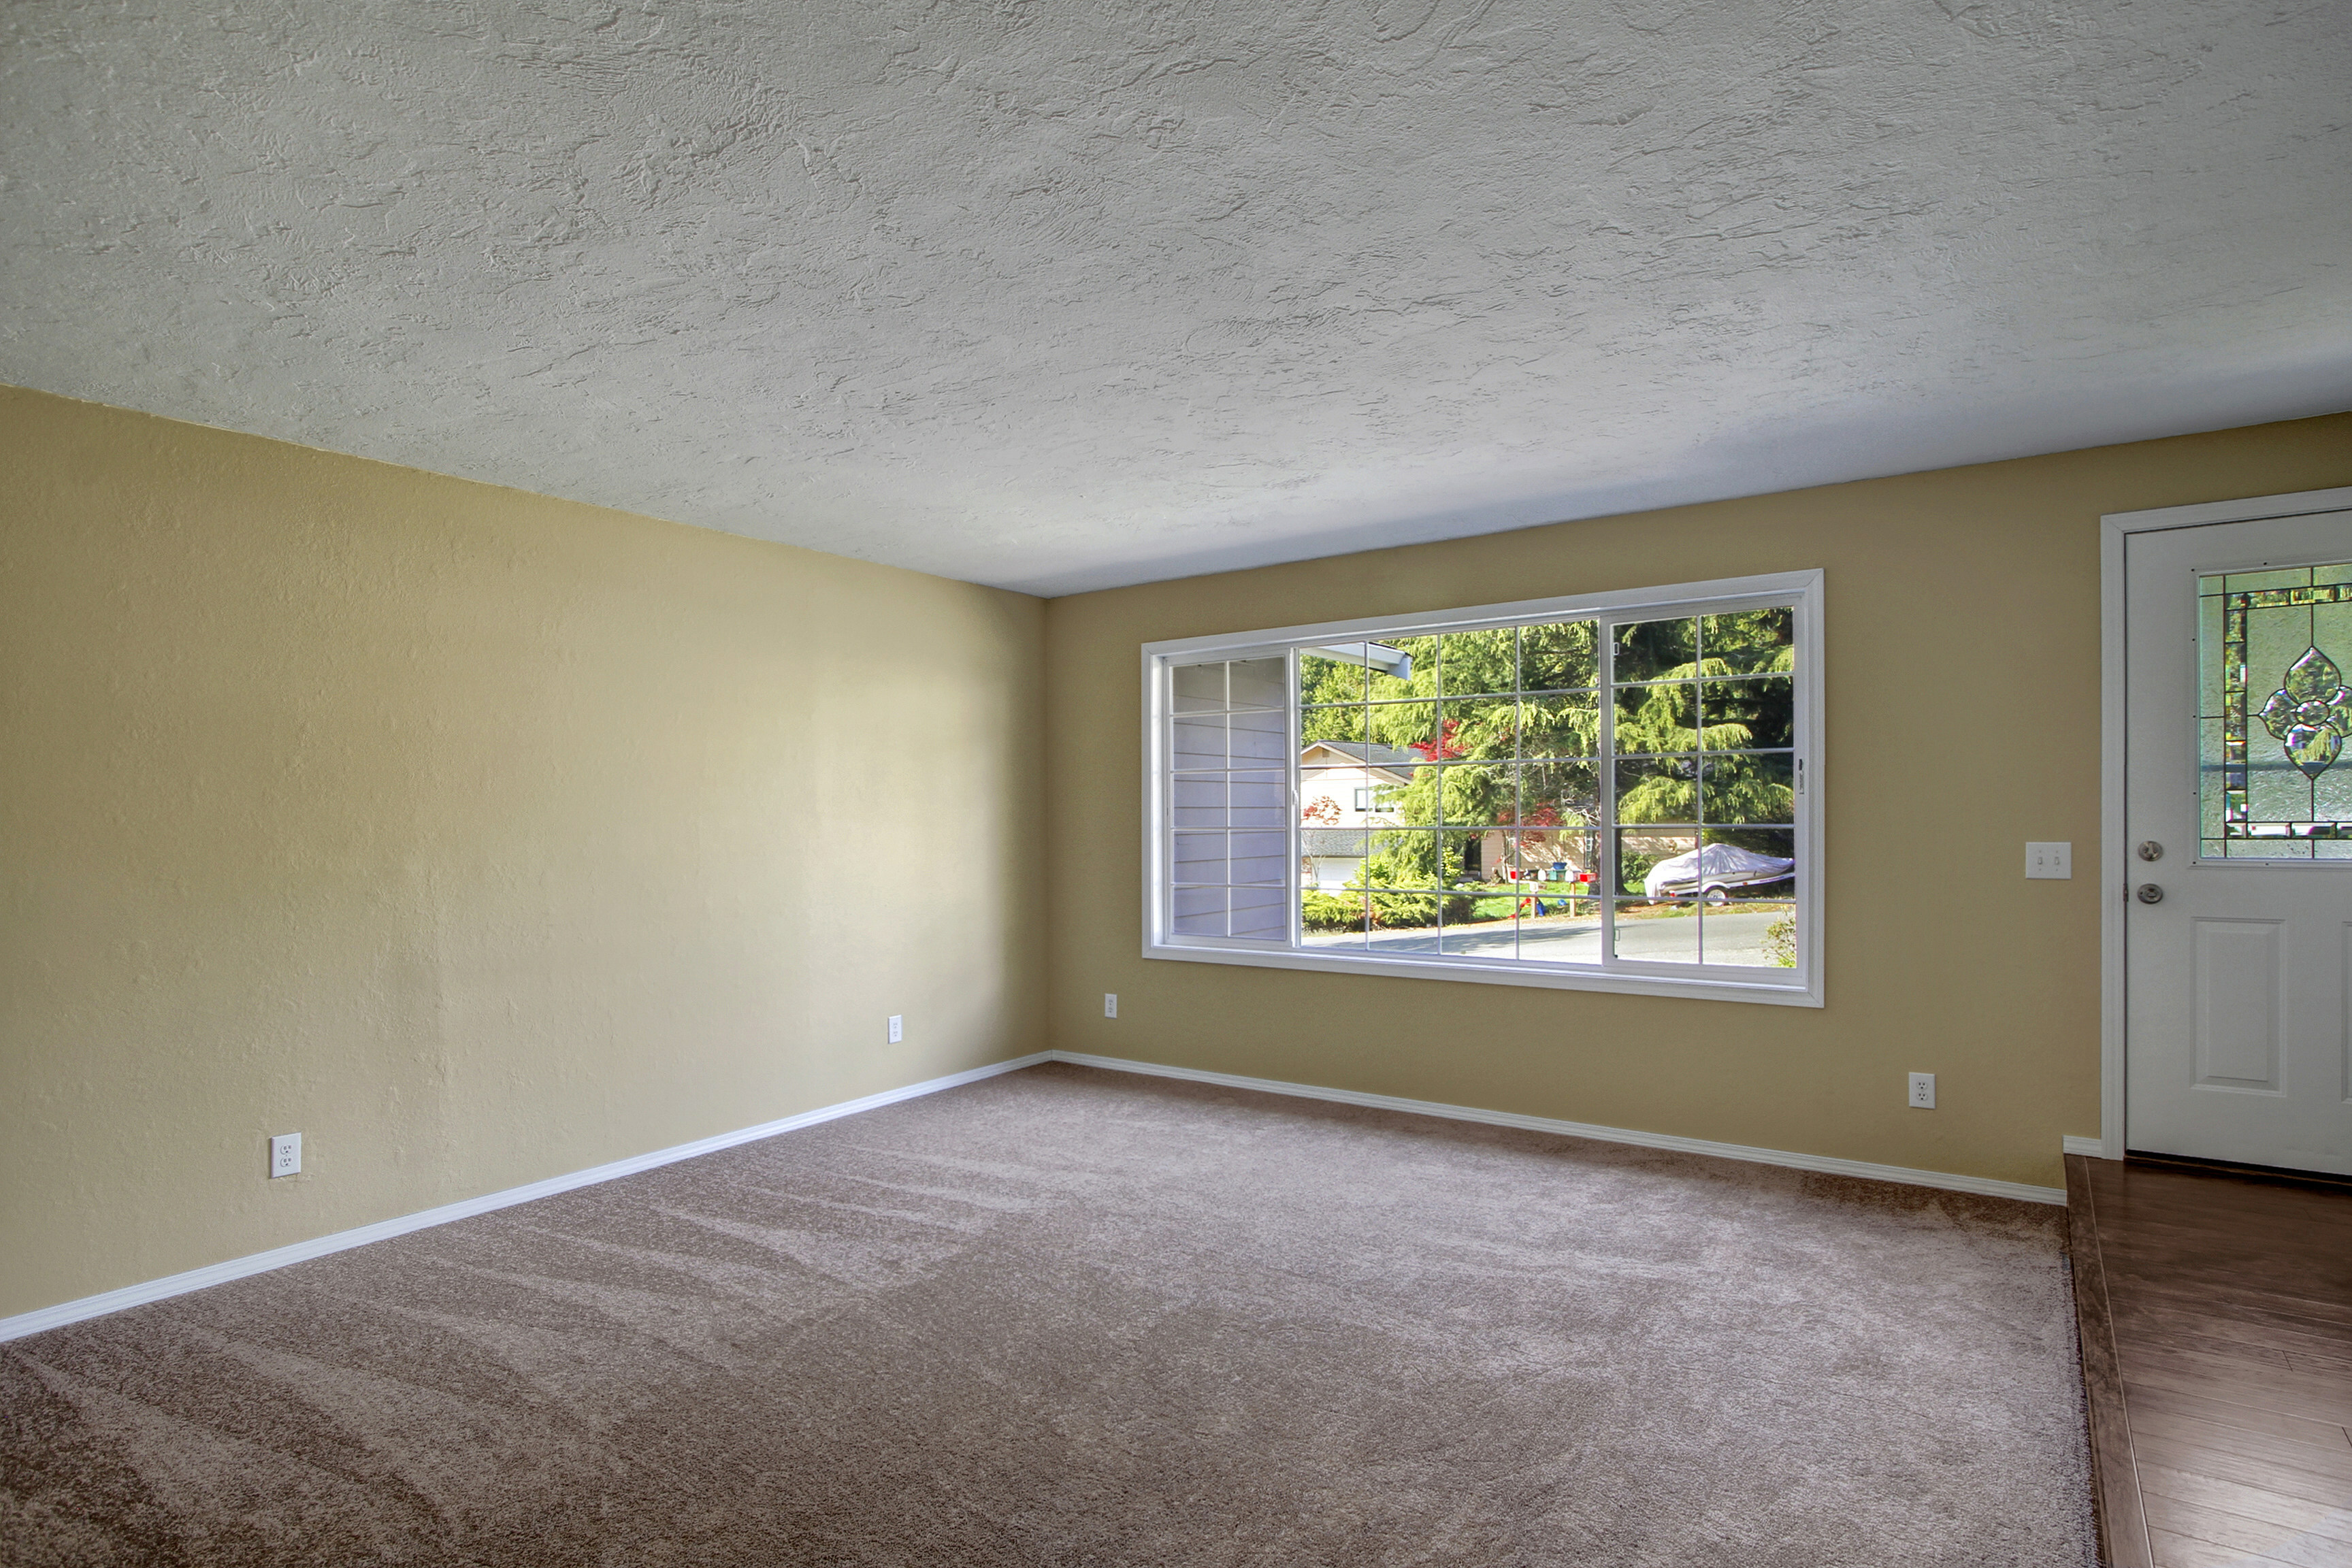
xmin=1142 ymin=572 xmax=1822 ymax=1004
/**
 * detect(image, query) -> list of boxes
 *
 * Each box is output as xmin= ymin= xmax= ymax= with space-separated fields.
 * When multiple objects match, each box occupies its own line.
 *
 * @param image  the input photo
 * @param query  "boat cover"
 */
xmin=1642 ymin=842 xmax=1795 ymax=898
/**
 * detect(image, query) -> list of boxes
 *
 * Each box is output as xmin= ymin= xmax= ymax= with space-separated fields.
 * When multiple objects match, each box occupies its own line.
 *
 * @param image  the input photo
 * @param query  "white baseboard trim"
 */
xmin=0 ymin=1051 xmax=1052 ymax=1344
xmin=1047 ymin=1050 xmax=2068 ymax=1207
xmin=2061 ymin=1136 xmax=2108 ymax=1159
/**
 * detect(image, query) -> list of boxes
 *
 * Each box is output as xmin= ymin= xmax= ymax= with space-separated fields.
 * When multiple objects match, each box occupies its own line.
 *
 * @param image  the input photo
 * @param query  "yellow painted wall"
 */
xmin=0 ymin=387 xmax=1046 ymax=1319
xmin=1043 ymin=413 xmax=2352 ymax=1190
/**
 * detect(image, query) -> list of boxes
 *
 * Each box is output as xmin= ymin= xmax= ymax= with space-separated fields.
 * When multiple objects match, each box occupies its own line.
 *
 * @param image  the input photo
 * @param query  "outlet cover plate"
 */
xmin=270 ymin=1132 xmax=301 ymax=1178
xmin=1908 ymin=1073 xmax=1936 ymax=1109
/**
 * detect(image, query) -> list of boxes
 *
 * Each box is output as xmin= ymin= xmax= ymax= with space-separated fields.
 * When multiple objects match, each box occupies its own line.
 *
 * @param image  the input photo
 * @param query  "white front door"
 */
xmin=2125 ymin=506 xmax=2352 ymax=1175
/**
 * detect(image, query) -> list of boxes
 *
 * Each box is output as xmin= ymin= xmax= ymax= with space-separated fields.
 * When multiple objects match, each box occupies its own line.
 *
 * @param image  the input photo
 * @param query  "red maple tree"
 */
xmin=1407 ymin=718 xmax=1467 ymax=761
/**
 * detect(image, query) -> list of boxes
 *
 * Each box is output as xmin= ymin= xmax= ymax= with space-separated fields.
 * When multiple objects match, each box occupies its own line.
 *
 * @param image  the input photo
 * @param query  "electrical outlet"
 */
xmin=270 ymin=1132 xmax=302 ymax=1178
xmin=1908 ymin=1073 xmax=1936 ymax=1109
xmin=2025 ymin=842 xmax=2072 ymax=879
xmin=886 ymin=1015 xmax=903 ymax=1044
xmin=1103 ymin=993 xmax=1118 ymax=1019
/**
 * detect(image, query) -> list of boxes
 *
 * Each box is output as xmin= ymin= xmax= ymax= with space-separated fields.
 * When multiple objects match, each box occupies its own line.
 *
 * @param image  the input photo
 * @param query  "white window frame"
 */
xmin=1140 ymin=570 xmax=1825 ymax=1007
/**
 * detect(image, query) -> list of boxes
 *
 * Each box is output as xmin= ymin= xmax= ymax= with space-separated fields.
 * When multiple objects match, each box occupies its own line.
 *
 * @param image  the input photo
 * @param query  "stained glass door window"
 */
xmin=2198 ymin=561 xmax=2352 ymax=859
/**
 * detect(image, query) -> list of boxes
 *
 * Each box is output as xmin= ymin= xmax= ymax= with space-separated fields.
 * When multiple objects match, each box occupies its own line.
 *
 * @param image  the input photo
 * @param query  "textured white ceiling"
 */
xmin=3 ymin=2 xmax=2347 ymax=595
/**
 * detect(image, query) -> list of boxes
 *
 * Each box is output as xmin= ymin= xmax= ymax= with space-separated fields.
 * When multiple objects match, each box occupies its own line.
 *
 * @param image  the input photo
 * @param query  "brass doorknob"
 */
xmin=2136 ymin=883 xmax=2164 ymax=904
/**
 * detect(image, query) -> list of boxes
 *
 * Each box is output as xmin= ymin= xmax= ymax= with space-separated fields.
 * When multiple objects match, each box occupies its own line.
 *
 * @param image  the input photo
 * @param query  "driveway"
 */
xmin=1307 ymin=906 xmax=1788 ymax=966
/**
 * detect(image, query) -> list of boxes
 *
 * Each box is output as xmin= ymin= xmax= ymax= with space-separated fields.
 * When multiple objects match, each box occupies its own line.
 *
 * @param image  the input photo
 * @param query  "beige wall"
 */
xmin=1043 ymin=413 xmax=2352 ymax=1190
xmin=1 ymin=387 xmax=1046 ymax=1319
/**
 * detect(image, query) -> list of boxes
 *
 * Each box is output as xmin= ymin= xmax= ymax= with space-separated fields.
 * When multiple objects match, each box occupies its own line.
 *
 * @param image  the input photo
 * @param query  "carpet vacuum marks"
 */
xmin=1 ymin=1063 xmax=2095 ymax=1566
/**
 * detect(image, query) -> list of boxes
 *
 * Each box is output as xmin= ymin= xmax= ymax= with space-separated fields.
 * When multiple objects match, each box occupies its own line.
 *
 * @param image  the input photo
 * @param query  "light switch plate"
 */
xmin=2025 ymin=842 xmax=2072 ymax=879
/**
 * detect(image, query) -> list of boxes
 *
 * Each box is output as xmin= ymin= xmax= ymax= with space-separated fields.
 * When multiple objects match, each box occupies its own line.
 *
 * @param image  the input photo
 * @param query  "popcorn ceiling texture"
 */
xmin=3 ymin=1 xmax=2346 ymax=595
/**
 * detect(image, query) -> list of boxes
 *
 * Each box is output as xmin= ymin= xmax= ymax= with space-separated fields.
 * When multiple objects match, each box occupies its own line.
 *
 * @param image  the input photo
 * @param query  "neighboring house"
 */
xmin=1298 ymin=740 xmax=1415 ymax=889
xmin=1299 ymin=739 xmax=1601 ymax=890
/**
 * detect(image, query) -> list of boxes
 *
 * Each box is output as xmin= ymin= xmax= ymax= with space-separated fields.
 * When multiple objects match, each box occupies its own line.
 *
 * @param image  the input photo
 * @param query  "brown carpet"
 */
xmin=1 ymin=1063 xmax=2095 ymax=1566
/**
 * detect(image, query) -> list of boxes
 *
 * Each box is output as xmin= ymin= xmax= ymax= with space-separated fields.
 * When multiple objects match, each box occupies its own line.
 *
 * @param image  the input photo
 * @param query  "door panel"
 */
xmin=2126 ymin=509 xmax=2352 ymax=1174
xmin=2189 ymin=919 xmax=2280 ymax=1090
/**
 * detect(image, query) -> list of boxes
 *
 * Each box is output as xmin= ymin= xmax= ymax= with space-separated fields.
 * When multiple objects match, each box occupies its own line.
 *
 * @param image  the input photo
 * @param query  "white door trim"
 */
xmin=2098 ymin=485 xmax=2352 ymax=1160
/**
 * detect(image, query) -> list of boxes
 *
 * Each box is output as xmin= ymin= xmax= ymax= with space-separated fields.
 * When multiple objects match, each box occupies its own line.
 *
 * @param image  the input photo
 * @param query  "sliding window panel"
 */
xmin=1171 ymin=713 xmax=1228 ymax=772
xmin=1171 ymin=885 xmax=1226 ymax=937
xmin=1228 ymin=706 xmax=1290 ymax=768
xmin=1171 ymin=662 xmax=1228 ymax=712
xmin=1160 ymin=653 xmax=1298 ymax=949
xmin=1228 ymin=771 xmax=1288 ymax=830
xmin=1228 ymin=883 xmax=1288 ymax=941
xmin=1171 ymin=775 xmax=1227 ymax=829
xmin=1227 ymin=657 xmax=1287 ymax=710
xmin=1171 ymin=830 xmax=1232 ymax=887
xmin=1227 ymin=830 xmax=1290 ymax=889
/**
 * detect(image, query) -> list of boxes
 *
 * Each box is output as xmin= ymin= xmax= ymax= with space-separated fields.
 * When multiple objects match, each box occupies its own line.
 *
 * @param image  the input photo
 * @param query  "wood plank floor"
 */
xmin=2069 ymin=1155 xmax=2352 ymax=1567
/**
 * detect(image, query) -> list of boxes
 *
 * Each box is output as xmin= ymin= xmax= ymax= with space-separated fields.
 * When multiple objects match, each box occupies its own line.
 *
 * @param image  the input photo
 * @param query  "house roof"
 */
xmin=1301 ymin=741 xmax=1420 ymax=772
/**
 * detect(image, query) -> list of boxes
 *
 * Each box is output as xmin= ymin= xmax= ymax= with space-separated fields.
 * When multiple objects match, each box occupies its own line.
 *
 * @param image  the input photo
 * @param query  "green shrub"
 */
xmin=1300 ymin=891 xmax=1366 ymax=932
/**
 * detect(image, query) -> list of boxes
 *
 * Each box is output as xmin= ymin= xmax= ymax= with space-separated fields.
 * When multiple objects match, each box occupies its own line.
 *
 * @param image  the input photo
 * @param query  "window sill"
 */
xmin=1143 ymin=938 xmax=1824 ymax=1007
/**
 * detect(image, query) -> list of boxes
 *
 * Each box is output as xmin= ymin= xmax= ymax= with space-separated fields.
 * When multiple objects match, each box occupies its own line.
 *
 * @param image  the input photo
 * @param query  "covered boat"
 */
xmin=1642 ymin=842 xmax=1795 ymax=902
